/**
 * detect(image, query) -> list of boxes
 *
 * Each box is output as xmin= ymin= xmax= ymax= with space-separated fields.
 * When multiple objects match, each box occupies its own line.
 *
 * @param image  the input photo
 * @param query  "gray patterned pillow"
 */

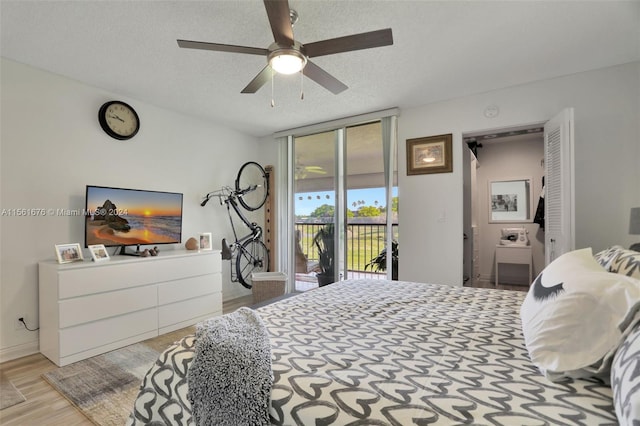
xmin=610 ymin=249 xmax=640 ymax=279
xmin=612 ymin=323 xmax=640 ymax=424
xmin=594 ymin=245 xmax=626 ymax=271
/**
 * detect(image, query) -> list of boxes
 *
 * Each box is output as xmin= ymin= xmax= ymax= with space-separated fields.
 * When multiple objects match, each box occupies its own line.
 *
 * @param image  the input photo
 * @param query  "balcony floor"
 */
xmin=294 ymin=270 xmax=386 ymax=292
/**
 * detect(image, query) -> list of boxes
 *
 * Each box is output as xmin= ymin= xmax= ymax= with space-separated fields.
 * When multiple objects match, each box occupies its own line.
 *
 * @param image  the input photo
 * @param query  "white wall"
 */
xmin=398 ymin=62 xmax=640 ymax=285
xmin=0 ymin=59 xmax=269 ymax=360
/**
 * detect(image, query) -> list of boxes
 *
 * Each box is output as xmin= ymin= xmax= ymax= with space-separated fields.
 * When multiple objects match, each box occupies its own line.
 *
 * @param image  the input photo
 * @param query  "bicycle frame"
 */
xmin=203 ymin=186 xmax=264 ymax=283
xmin=222 ymin=188 xmax=263 ymax=248
xmin=201 ymin=161 xmax=269 ymax=288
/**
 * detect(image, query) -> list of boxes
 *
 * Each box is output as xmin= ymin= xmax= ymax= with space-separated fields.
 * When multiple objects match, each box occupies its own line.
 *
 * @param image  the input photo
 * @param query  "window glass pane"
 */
xmin=346 ymin=122 xmax=398 ymax=280
xmin=293 ymin=131 xmax=336 ymax=291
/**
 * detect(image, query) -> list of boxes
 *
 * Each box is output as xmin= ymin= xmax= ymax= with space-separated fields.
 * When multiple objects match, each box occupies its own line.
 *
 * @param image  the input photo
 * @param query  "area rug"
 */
xmin=42 ymin=328 xmax=192 ymax=426
xmin=0 ymin=371 xmax=26 ymax=410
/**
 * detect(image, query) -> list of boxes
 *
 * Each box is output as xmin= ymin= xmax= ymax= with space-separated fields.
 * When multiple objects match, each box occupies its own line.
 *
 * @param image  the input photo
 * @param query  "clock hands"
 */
xmin=108 ymin=114 xmax=125 ymax=123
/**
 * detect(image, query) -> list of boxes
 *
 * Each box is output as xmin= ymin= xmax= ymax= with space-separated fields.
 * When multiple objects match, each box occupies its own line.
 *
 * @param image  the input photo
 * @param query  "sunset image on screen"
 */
xmin=85 ymin=186 xmax=183 ymax=247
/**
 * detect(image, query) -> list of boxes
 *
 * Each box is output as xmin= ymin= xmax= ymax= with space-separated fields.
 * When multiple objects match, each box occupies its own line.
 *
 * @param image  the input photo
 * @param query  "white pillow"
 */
xmin=520 ymin=248 xmax=640 ymax=381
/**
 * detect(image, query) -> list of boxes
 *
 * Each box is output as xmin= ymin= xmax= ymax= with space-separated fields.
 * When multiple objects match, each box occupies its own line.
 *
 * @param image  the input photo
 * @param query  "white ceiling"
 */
xmin=2 ymin=1 xmax=639 ymax=138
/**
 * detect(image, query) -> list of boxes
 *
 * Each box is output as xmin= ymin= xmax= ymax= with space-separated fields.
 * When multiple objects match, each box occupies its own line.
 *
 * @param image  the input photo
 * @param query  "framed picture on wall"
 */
xmin=406 ymin=134 xmax=453 ymax=175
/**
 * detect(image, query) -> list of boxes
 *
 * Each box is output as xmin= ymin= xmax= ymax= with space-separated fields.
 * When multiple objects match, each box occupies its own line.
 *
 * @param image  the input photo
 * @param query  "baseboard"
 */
xmin=493 ymin=274 xmax=531 ymax=286
xmin=478 ymin=273 xmax=530 ymax=286
xmin=0 ymin=341 xmax=39 ymax=363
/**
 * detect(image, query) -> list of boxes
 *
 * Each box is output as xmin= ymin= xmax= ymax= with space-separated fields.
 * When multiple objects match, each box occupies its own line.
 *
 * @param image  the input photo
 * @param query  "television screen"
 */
xmin=85 ymin=185 xmax=183 ymax=249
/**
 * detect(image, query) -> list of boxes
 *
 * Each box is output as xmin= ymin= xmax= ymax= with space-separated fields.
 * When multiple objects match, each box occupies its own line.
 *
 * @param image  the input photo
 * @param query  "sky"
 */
xmin=295 ymin=187 xmax=397 ymax=216
xmin=86 ymin=186 xmax=183 ymax=217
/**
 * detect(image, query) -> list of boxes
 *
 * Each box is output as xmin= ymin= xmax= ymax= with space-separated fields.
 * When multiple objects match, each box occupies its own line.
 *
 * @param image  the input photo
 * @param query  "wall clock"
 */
xmin=98 ymin=101 xmax=140 ymax=140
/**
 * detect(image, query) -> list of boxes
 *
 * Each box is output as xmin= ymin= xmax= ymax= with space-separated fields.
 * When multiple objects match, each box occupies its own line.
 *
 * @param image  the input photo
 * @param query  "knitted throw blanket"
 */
xmin=187 ymin=307 xmax=272 ymax=426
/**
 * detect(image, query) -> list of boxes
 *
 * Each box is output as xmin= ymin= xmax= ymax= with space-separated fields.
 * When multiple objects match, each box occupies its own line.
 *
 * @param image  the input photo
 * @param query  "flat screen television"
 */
xmin=85 ymin=185 xmax=183 ymax=255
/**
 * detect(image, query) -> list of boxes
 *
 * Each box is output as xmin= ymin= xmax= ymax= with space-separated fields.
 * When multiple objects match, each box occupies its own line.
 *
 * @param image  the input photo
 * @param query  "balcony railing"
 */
xmin=295 ymin=221 xmax=398 ymax=275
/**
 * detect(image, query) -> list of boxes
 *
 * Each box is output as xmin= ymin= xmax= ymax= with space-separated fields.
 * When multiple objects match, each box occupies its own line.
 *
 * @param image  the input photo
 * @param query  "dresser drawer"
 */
xmin=158 ymin=293 xmax=222 ymax=329
xmin=58 ymin=253 xmax=220 ymax=299
xmin=158 ymin=274 xmax=222 ymax=305
xmin=59 ymin=285 xmax=157 ymax=328
xmin=59 ymin=308 xmax=157 ymax=357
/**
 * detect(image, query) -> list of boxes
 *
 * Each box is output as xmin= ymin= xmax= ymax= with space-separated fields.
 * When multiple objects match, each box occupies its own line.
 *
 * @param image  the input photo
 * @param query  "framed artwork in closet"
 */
xmin=488 ymin=177 xmax=532 ymax=223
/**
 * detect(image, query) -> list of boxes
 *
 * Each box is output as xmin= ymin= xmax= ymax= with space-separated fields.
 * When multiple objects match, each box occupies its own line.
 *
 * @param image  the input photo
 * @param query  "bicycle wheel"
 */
xmin=236 ymin=238 xmax=270 ymax=289
xmin=236 ymin=161 xmax=268 ymax=211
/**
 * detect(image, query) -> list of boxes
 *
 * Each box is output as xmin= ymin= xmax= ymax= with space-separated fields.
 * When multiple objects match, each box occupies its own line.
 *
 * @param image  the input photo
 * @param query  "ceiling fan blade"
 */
xmin=177 ymin=39 xmax=268 ymax=56
xmin=241 ymin=65 xmax=273 ymax=94
xmin=303 ymin=61 xmax=348 ymax=94
xmin=304 ymin=28 xmax=393 ymax=58
xmin=263 ymin=0 xmax=294 ymax=46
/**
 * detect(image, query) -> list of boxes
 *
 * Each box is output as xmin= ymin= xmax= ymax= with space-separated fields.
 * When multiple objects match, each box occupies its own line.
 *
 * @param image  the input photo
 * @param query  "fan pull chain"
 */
xmin=300 ymin=70 xmax=304 ymax=100
xmin=271 ymin=70 xmax=275 ymax=107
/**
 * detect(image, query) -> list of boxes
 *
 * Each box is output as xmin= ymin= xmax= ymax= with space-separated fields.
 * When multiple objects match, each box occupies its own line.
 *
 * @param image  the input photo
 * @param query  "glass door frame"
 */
xmin=276 ymin=108 xmax=399 ymax=290
xmin=290 ymin=128 xmax=345 ymax=284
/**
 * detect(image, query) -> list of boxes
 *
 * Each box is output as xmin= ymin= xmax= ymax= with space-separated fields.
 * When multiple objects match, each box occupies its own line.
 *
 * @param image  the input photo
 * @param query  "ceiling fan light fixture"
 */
xmin=177 ymin=2 xmax=393 ymax=95
xmin=269 ymin=49 xmax=307 ymax=75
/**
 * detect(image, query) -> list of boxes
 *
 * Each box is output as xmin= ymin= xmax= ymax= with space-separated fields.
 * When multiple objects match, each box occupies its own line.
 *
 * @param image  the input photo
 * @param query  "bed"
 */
xmin=127 ymin=246 xmax=640 ymax=425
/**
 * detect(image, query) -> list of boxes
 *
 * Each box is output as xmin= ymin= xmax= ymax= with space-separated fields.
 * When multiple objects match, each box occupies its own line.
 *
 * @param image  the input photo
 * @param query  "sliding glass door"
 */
xmin=292 ymin=129 xmax=339 ymax=290
xmin=291 ymin=119 xmax=397 ymax=291
xmin=345 ymin=122 xmax=398 ymax=281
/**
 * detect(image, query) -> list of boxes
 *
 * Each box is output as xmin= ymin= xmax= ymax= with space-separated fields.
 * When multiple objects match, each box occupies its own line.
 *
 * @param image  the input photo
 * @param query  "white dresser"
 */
xmin=39 ymin=249 xmax=221 ymax=366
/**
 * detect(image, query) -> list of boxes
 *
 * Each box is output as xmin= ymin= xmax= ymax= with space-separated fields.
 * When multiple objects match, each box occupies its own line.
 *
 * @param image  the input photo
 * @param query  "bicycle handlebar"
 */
xmin=201 ymin=184 xmax=261 ymax=207
xmin=236 ymin=184 xmax=258 ymax=196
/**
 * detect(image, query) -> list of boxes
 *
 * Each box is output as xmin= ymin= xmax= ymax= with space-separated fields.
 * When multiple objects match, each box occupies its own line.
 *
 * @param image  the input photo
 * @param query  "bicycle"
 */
xmin=200 ymin=161 xmax=270 ymax=289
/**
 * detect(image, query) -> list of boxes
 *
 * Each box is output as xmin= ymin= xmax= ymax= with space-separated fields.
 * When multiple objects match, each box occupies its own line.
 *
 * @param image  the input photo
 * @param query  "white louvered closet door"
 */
xmin=544 ymin=108 xmax=575 ymax=265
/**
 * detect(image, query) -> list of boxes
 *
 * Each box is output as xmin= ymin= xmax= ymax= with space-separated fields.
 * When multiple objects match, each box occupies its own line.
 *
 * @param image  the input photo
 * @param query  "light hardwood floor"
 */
xmin=0 ymin=295 xmax=253 ymax=426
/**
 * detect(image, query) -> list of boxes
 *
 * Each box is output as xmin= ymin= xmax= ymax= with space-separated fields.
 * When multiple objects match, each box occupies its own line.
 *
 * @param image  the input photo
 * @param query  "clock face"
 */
xmin=99 ymin=101 xmax=139 ymax=140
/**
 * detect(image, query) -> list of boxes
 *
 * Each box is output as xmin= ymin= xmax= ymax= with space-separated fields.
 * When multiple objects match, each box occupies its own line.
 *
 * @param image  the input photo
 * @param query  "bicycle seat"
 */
xmin=221 ymin=238 xmax=232 ymax=260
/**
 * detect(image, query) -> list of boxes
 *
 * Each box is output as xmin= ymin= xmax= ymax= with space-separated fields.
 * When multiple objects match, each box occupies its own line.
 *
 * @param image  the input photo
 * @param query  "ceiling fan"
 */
xmin=296 ymin=164 xmax=326 ymax=176
xmin=295 ymin=160 xmax=327 ymax=179
xmin=177 ymin=0 xmax=393 ymax=95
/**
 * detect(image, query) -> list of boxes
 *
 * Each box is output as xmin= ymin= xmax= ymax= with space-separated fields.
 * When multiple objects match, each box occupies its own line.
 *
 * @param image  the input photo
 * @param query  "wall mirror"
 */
xmin=488 ymin=177 xmax=532 ymax=223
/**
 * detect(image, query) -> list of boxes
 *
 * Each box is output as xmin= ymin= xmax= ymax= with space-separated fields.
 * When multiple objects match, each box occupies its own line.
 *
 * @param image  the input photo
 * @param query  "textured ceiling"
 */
xmin=2 ymin=1 xmax=639 ymax=137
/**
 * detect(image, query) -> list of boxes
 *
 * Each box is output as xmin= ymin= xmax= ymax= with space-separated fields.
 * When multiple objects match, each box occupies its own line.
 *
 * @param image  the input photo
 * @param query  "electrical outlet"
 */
xmin=15 ymin=315 xmax=26 ymax=331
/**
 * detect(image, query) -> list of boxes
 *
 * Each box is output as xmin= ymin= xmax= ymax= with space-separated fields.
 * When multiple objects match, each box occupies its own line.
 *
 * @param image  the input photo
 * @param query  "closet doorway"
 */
xmin=462 ymin=124 xmax=545 ymax=290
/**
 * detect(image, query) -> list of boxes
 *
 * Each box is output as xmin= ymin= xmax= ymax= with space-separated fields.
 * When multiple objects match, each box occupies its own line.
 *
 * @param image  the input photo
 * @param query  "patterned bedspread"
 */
xmin=128 ymin=279 xmax=617 ymax=425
